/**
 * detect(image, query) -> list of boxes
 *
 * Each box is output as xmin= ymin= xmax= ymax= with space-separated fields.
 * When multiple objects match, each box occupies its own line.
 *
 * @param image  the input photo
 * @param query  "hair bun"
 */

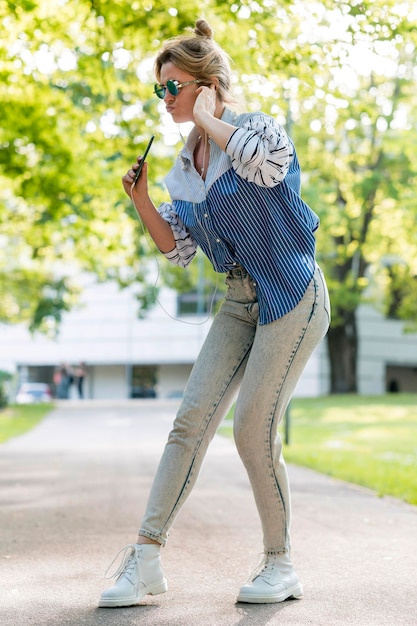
xmin=194 ymin=19 xmax=213 ymax=39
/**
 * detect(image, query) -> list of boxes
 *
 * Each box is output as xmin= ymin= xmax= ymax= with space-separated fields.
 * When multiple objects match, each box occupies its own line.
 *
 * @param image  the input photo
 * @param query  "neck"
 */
xmin=195 ymin=102 xmax=225 ymax=139
xmin=195 ymin=124 xmax=208 ymax=142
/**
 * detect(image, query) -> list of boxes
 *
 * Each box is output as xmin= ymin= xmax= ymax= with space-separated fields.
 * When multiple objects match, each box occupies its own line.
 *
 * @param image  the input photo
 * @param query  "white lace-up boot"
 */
xmin=99 ymin=543 xmax=167 ymax=607
xmin=237 ymin=552 xmax=303 ymax=604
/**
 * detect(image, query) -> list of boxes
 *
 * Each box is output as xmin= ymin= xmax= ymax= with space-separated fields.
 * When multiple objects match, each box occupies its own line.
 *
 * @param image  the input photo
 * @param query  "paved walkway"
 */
xmin=1 ymin=400 xmax=416 ymax=626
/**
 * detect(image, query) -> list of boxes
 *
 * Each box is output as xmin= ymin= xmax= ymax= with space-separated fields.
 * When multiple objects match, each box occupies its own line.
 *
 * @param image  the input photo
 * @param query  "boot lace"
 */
xmin=245 ymin=553 xmax=267 ymax=583
xmin=258 ymin=559 xmax=275 ymax=582
xmin=246 ymin=553 xmax=280 ymax=583
xmin=104 ymin=544 xmax=137 ymax=581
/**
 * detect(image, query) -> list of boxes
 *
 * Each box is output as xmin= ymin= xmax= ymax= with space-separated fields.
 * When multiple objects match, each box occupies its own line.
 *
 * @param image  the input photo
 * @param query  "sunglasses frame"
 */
xmin=154 ymin=78 xmax=202 ymax=99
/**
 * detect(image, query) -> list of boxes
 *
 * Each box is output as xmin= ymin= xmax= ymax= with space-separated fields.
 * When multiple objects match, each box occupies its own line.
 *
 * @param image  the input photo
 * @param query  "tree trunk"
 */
xmin=327 ymin=309 xmax=358 ymax=393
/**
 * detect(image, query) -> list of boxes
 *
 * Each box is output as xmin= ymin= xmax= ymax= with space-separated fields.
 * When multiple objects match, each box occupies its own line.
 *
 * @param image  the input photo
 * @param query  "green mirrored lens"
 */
xmin=154 ymin=84 xmax=165 ymax=99
xmin=166 ymin=80 xmax=179 ymax=96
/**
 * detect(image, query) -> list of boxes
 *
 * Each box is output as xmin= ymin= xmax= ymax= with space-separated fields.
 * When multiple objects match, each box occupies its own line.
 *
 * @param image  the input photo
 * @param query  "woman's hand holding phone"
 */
xmin=132 ymin=135 xmax=154 ymax=187
xmin=122 ymin=135 xmax=154 ymax=198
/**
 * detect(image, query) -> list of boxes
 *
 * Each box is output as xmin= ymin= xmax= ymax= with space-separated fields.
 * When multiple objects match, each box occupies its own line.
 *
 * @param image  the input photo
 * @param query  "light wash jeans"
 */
xmin=139 ymin=264 xmax=330 ymax=554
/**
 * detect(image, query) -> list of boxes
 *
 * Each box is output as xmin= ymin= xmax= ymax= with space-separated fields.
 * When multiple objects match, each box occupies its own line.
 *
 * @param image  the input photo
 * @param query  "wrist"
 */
xmin=195 ymin=108 xmax=214 ymax=128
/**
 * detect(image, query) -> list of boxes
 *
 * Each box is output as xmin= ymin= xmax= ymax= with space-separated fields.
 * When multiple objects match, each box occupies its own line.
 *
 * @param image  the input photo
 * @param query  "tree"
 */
xmin=0 ymin=0 xmax=178 ymax=333
xmin=0 ymin=0 xmax=322 ymax=333
xmin=0 ymin=370 xmax=11 ymax=408
xmin=1 ymin=0 xmax=417 ymax=393
xmin=288 ymin=0 xmax=417 ymax=392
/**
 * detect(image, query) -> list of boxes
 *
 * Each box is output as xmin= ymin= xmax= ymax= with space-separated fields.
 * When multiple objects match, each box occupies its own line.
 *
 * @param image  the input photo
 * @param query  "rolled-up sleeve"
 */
xmin=157 ymin=202 xmax=197 ymax=268
xmin=225 ymin=114 xmax=293 ymax=188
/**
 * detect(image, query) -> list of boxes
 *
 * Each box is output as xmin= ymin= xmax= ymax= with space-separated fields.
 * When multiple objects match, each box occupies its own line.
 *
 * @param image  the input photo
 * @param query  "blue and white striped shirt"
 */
xmin=158 ymin=108 xmax=319 ymax=325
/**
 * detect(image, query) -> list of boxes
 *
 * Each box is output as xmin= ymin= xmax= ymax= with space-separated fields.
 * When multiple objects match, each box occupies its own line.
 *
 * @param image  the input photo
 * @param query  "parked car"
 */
xmin=15 ymin=382 xmax=52 ymax=404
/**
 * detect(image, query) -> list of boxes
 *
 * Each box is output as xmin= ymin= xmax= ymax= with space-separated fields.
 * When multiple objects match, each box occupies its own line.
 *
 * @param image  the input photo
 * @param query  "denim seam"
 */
xmin=158 ymin=337 xmax=254 ymax=536
xmin=266 ymin=275 xmax=319 ymax=549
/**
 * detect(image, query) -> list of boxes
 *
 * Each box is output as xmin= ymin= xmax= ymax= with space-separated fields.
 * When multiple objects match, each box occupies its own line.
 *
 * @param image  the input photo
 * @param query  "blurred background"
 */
xmin=1 ymin=0 xmax=417 ymax=402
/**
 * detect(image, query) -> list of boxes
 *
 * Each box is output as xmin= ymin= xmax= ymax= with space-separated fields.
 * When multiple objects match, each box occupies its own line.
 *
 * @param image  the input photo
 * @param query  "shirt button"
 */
xmin=204 ymin=213 xmax=208 ymax=218
xmin=216 ymin=238 xmax=220 ymax=243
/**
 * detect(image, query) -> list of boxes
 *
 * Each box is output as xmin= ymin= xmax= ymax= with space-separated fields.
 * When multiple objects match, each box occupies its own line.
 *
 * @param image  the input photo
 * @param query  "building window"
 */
xmin=131 ymin=365 xmax=157 ymax=398
xmin=177 ymin=289 xmax=223 ymax=316
xmin=386 ymin=365 xmax=417 ymax=393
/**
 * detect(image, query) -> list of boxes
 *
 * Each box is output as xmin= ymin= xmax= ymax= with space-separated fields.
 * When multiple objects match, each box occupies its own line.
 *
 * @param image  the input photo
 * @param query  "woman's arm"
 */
xmin=193 ymin=85 xmax=236 ymax=151
xmin=224 ymin=115 xmax=294 ymax=187
xmin=122 ymin=161 xmax=176 ymax=254
xmin=194 ymin=87 xmax=293 ymax=188
xmin=122 ymin=160 xmax=197 ymax=268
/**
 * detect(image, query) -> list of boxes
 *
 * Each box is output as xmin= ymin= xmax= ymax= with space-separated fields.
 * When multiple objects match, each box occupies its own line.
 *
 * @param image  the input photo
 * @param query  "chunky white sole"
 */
xmin=237 ymin=582 xmax=303 ymax=604
xmin=99 ymin=579 xmax=168 ymax=608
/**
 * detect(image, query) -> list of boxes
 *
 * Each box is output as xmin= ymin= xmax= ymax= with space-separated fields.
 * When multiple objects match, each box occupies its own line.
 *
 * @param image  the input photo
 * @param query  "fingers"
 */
xmin=122 ymin=171 xmax=135 ymax=190
xmin=122 ymin=159 xmax=146 ymax=186
xmin=196 ymin=83 xmax=216 ymax=93
xmin=194 ymin=85 xmax=216 ymax=115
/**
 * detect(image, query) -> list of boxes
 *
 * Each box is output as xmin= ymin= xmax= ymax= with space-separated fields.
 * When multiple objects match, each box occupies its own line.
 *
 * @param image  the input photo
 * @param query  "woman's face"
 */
xmin=158 ymin=61 xmax=200 ymax=123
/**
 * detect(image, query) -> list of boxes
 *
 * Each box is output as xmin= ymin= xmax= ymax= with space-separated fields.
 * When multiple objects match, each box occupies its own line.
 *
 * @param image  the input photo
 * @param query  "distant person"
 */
xmin=99 ymin=19 xmax=330 ymax=610
xmin=74 ymin=362 xmax=87 ymax=399
xmin=52 ymin=366 xmax=62 ymax=398
xmin=56 ymin=364 xmax=71 ymax=399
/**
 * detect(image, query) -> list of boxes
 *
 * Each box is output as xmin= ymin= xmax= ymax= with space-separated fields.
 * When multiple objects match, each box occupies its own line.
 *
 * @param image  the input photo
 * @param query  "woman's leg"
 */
xmin=234 ymin=265 xmax=330 ymax=554
xmin=139 ymin=278 xmax=259 ymax=545
xmin=99 ymin=271 xmax=259 ymax=607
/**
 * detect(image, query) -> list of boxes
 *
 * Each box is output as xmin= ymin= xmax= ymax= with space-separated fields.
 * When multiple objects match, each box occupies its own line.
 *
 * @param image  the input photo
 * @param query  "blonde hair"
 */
xmin=154 ymin=19 xmax=235 ymax=104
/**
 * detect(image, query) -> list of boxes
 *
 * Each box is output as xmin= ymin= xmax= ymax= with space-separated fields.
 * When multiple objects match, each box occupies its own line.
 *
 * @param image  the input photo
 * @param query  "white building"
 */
xmin=0 ymin=277 xmax=329 ymax=400
xmin=358 ymin=304 xmax=417 ymax=394
xmin=2 ymin=275 xmax=416 ymax=399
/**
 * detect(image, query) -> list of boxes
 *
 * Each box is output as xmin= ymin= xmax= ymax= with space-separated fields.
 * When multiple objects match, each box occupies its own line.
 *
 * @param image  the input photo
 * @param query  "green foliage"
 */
xmin=0 ymin=370 xmax=12 ymax=409
xmin=1 ymin=0 xmax=417 ymax=345
xmin=382 ymin=263 xmax=417 ymax=330
xmin=291 ymin=1 xmax=417 ymax=329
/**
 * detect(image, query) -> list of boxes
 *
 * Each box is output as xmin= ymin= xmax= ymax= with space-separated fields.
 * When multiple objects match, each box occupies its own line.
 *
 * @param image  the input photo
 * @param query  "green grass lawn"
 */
xmin=220 ymin=394 xmax=417 ymax=506
xmin=0 ymin=403 xmax=53 ymax=444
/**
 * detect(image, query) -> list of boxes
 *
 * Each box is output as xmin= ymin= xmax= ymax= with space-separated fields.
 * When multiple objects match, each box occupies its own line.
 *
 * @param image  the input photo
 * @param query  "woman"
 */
xmin=99 ymin=19 xmax=330 ymax=608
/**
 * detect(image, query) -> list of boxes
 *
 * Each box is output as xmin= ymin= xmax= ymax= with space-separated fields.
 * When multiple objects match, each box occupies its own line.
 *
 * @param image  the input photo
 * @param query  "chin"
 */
xmin=171 ymin=113 xmax=193 ymax=124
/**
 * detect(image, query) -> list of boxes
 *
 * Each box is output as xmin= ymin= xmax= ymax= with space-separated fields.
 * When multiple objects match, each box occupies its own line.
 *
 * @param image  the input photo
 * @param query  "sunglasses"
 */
xmin=154 ymin=78 xmax=202 ymax=99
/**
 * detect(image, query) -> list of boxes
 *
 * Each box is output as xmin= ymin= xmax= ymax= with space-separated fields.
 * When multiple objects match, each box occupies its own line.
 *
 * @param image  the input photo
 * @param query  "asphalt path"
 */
xmin=1 ymin=400 xmax=416 ymax=626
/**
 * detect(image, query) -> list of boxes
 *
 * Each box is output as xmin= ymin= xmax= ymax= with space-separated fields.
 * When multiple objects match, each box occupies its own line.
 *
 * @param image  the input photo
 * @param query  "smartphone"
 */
xmin=132 ymin=135 xmax=155 ymax=188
